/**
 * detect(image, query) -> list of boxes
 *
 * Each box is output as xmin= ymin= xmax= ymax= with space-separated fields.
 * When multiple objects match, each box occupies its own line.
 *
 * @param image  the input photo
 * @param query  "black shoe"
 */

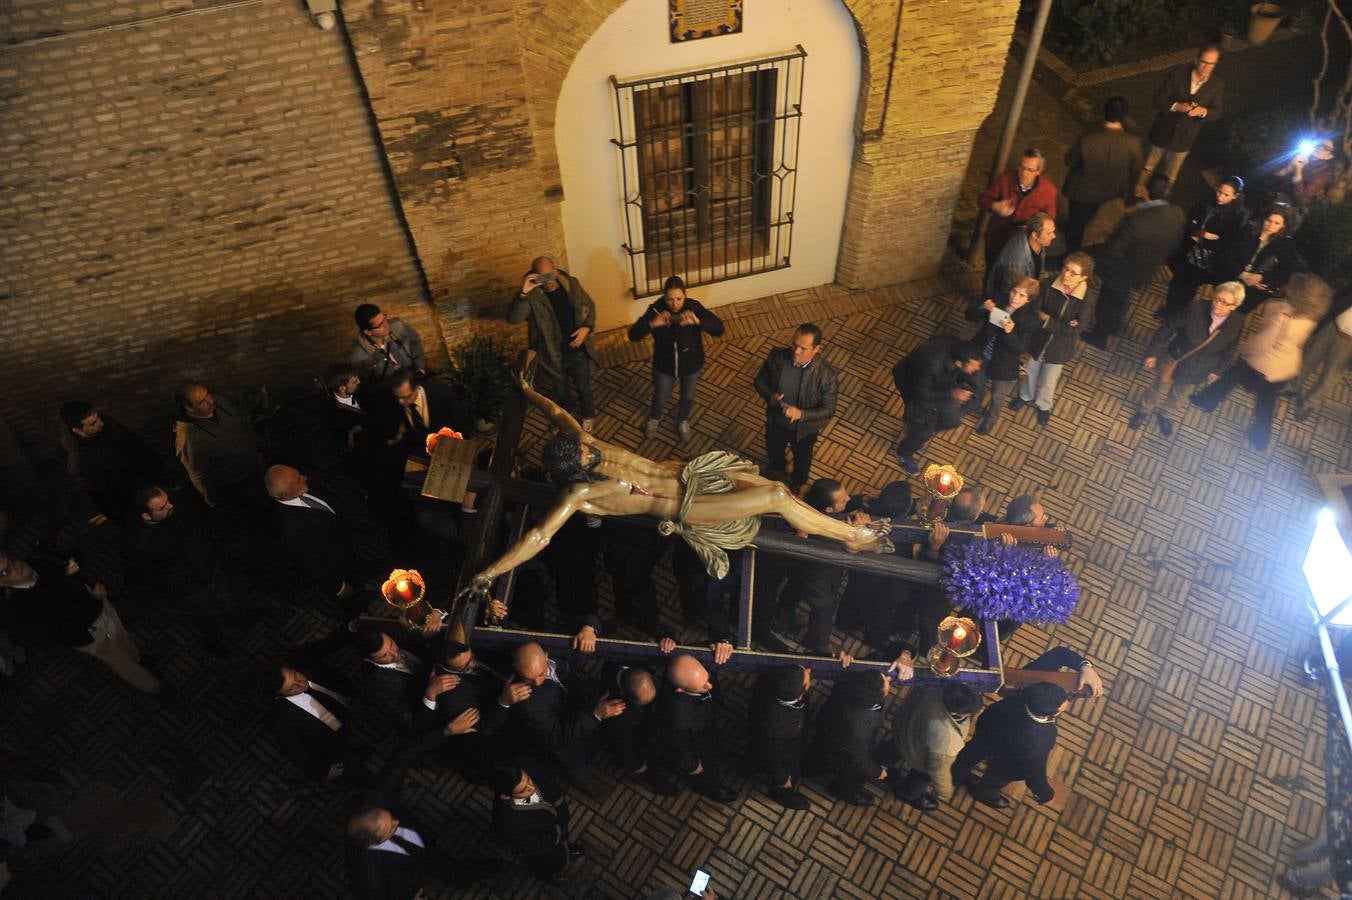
xmin=1276 ymin=873 xmax=1321 ymax=898
xmin=975 ymin=418 xmax=992 ymax=436
xmin=1080 ymin=332 xmax=1108 ymax=350
xmin=1128 ymin=411 xmax=1147 ymax=431
xmin=638 ymin=770 xmax=681 ymax=796
xmin=1155 ymin=413 xmax=1173 ymax=437
xmin=1007 ymin=396 xmax=1027 ymax=412
xmin=1187 ymin=394 xmax=1214 ymax=413
xmin=837 ymin=788 xmax=874 ymax=807
xmin=906 ymin=794 xmax=940 ymax=812
xmin=1293 ymin=403 xmax=1313 ymax=423
xmin=1035 ymin=409 xmax=1051 ymax=427
xmin=767 ymin=785 xmax=810 ymax=810
xmin=896 ymin=453 xmax=919 ymax=475
xmin=1246 ymin=428 xmax=1269 ymax=452
xmin=697 ymin=784 xmax=737 ymax=804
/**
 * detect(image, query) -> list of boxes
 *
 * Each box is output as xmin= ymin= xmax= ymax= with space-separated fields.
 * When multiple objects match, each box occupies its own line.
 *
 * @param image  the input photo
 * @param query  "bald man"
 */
xmin=657 ymin=653 xmax=736 ymax=803
xmin=266 ymin=465 xmax=366 ymax=615
xmin=494 ymin=642 xmax=624 ymax=792
xmin=598 ymin=661 xmax=675 ymax=795
xmin=173 ymin=381 xmax=260 ymax=508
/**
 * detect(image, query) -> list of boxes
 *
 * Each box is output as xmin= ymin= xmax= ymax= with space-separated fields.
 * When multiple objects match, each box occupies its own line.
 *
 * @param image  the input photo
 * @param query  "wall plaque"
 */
xmin=670 ymin=0 xmax=743 ymax=43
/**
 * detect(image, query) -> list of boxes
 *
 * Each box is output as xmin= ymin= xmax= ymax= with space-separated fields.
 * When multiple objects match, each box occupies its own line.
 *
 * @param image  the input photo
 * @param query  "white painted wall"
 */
xmin=556 ymin=0 xmax=861 ymax=332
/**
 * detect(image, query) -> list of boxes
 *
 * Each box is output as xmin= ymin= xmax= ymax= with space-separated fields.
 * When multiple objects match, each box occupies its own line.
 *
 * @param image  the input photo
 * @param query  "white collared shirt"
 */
xmin=368 ymin=651 xmax=416 ymax=676
xmin=404 ymin=386 xmax=429 ymax=428
xmin=284 ymin=682 xmax=349 ymax=732
xmin=334 ymin=393 xmax=360 ymax=409
xmin=276 ymin=493 xmax=336 ymax=514
xmin=372 ymin=826 xmax=424 ymax=856
xmin=512 ymin=792 xmax=543 ymax=807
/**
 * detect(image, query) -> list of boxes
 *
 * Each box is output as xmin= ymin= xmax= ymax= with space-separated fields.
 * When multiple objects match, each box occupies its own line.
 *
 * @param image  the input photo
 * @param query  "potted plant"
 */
xmin=1248 ymin=2 xmax=1286 ymax=44
xmin=446 ymin=335 xmax=513 ymax=434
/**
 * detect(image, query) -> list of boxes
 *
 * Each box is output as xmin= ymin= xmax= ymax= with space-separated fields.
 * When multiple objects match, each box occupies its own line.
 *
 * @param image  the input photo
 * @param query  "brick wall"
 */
xmin=0 ymin=0 xmax=428 ymax=462
xmin=343 ymin=0 xmax=1019 ymax=313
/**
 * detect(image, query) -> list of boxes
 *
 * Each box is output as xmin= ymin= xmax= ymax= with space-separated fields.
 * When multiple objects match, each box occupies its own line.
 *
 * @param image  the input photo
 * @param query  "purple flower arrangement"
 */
xmin=939 ymin=539 xmax=1080 ymax=624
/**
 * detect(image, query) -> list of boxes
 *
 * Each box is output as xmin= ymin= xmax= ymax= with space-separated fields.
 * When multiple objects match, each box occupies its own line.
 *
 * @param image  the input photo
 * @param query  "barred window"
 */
xmin=611 ymin=47 xmax=805 ymax=297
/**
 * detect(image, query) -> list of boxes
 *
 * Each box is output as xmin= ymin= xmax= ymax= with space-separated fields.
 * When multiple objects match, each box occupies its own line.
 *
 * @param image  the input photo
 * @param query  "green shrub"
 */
xmin=1294 ymin=198 xmax=1352 ymax=289
xmin=447 ymin=335 xmax=514 ymax=424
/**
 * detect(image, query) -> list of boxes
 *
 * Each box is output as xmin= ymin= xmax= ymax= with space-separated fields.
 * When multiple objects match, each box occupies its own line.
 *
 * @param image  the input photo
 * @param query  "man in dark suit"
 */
xmin=771 ymin=479 xmax=852 ymax=655
xmin=491 ymin=642 xmax=624 ymax=792
xmin=657 ymin=653 xmax=736 ymax=803
xmin=264 ymin=639 xmax=364 ymax=783
xmin=1081 ymin=175 xmax=1187 ymax=349
xmin=418 ymin=640 xmax=508 ymax=779
xmin=1062 ymin=96 xmax=1143 ymax=252
xmin=752 ymin=323 xmax=839 ymax=492
xmin=388 ymin=371 xmax=470 ymax=458
xmin=891 ymin=336 xmax=983 ymax=475
xmin=264 ymin=465 xmax=368 ymax=617
xmin=596 ymin=661 xmax=675 ymax=795
xmin=59 ymin=401 xmax=162 ymax=522
xmin=345 ymin=719 xmax=497 ymax=899
xmin=487 ymin=760 xmax=582 ymax=885
xmin=747 ymin=665 xmax=812 ymax=809
xmin=805 ymin=670 xmax=894 ymax=806
xmin=951 ymin=682 xmax=1069 ymax=809
xmin=354 ymin=628 xmax=434 ymax=735
xmin=1136 ymin=41 xmax=1224 ymax=198
xmin=1130 ymin=284 xmax=1246 ymax=436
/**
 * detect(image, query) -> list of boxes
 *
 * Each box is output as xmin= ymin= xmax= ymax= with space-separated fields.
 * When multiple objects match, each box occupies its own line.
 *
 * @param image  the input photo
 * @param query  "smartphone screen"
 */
xmin=689 ymin=869 xmax=710 ymax=895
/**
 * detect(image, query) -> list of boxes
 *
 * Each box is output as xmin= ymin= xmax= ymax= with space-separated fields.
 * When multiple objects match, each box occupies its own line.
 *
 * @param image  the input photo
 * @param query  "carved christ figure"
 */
xmin=468 ymin=373 xmax=892 ymax=594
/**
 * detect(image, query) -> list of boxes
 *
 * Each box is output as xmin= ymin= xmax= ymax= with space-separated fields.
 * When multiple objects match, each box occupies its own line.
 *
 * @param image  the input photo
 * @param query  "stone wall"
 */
xmin=0 ymin=0 xmax=428 ymax=460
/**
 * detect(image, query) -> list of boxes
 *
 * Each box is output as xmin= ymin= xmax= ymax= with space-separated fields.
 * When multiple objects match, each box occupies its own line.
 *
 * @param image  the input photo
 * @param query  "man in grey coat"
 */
xmin=1062 ymin=96 xmax=1143 ymax=253
xmin=508 ymin=256 xmax=599 ymax=431
xmin=1080 ymin=175 xmax=1187 ymax=350
xmin=173 ymin=382 xmax=260 ymax=509
xmin=890 ymin=683 xmax=982 ymax=810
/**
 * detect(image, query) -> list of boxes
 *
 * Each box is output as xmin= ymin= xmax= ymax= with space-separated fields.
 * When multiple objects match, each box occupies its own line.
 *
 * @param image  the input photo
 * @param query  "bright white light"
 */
xmin=1304 ymin=508 xmax=1352 ymax=625
xmin=1297 ymin=139 xmax=1317 ymax=157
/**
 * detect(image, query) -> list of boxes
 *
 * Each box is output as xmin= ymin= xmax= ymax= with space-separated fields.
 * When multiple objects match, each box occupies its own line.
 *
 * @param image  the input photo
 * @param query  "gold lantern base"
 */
xmin=927 ymin=644 xmax=962 ymax=677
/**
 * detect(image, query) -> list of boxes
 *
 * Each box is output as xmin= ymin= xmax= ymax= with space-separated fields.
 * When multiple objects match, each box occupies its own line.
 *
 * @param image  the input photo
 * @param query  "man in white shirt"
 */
xmin=264 ymin=646 xmax=364 ymax=782
xmin=265 ymin=465 xmax=368 ymax=615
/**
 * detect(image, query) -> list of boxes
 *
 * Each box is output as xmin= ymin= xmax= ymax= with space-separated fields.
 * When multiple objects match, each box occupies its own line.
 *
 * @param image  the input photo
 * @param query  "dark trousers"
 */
xmin=1088 ymin=278 xmax=1131 ymax=339
xmin=764 ymin=420 xmax=817 ymax=490
xmin=603 ymin=530 xmax=663 ymax=635
xmin=651 ymin=370 xmax=701 ymax=422
xmin=775 ymin=561 xmax=843 ymax=652
xmin=1063 ymin=199 xmax=1100 ymax=254
xmin=1162 ymin=259 xmax=1209 ymax=317
xmin=674 ymin=542 xmax=738 ymax=641
xmin=548 ymin=352 xmax=597 ymax=419
xmin=1190 ymin=360 xmax=1286 ymax=450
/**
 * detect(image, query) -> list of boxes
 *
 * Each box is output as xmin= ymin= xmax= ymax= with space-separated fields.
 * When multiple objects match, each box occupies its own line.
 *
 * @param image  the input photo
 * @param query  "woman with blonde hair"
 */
xmin=1190 ymin=272 xmax=1332 ymax=450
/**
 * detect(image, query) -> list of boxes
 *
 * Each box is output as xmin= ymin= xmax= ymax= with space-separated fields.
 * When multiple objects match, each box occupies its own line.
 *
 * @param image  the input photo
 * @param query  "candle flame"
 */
xmin=396 ymin=580 xmax=409 ymax=592
xmin=952 ymin=624 xmax=966 ymax=640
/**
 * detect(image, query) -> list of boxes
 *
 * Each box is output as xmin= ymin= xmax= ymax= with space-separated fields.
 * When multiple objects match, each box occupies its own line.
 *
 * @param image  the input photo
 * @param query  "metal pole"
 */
xmin=966 ymin=0 xmax=1055 ymax=268
xmin=1317 ymin=622 xmax=1352 ymax=762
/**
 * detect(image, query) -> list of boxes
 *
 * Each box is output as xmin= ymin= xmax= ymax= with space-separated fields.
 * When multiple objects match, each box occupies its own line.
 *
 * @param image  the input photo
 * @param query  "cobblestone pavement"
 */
xmin=3 ymin=259 xmax=1349 ymax=897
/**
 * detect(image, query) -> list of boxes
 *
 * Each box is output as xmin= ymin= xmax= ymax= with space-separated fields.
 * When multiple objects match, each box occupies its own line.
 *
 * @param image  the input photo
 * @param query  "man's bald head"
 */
xmin=514 ymin=642 xmax=549 ymax=685
xmin=668 ymin=654 xmax=712 ymax=694
xmin=264 ymin=465 xmax=308 ymax=501
xmin=620 ymin=667 xmax=657 ymax=706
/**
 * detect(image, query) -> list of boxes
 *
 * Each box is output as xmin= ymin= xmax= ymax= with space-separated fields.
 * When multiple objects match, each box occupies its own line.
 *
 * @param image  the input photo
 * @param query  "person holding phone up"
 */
xmin=628 ymin=275 xmax=724 ymax=442
xmin=965 ymin=275 xmax=1043 ymax=435
xmin=509 ymin=256 xmax=600 ymax=432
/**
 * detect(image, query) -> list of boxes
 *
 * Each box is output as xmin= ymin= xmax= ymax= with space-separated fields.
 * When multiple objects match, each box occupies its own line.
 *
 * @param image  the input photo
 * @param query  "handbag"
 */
xmin=1159 ymin=326 xmax=1222 ymax=384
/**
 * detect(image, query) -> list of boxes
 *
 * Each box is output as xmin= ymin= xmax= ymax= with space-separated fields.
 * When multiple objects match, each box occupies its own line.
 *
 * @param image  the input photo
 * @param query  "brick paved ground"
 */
xmin=2 ymin=266 xmax=1348 ymax=898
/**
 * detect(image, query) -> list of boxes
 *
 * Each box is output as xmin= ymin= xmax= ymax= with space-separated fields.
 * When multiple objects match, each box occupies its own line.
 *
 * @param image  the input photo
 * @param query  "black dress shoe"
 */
xmin=1035 ymin=409 xmax=1051 ymax=426
xmin=975 ymin=418 xmax=992 ymax=436
xmin=1155 ymin=413 xmax=1173 ymax=437
xmin=1128 ymin=411 xmax=1147 ymax=430
xmin=837 ymin=788 xmax=874 ymax=807
xmin=767 ymin=785 xmax=810 ymax=810
xmin=1007 ymin=396 xmax=1027 ymax=412
xmin=697 ymin=784 xmax=737 ymax=804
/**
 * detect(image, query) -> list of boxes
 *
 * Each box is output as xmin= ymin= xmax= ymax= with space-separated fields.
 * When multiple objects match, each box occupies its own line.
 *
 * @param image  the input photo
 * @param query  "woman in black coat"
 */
xmin=1013 ymin=252 xmax=1093 ymax=427
xmin=1216 ymin=203 xmax=1303 ymax=313
xmin=1159 ymin=175 xmax=1248 ymax=319
xmin=966 ymin=275 xmax=1042 ymax=434
xmin=627 ymin=275 xmax=724 ymax=441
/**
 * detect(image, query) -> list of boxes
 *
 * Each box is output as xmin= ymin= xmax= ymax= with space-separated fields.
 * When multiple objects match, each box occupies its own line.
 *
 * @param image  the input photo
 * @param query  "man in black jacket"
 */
xmin=747 ymin=665 xmax=813 ymax=809
xmin=59 ymin=401 xmax=162 ymax=522
xmin=658 ymin=653 xmax=736 ymax=803
xmin=891 ymin=337 xmax=983 ymax=475
xmin=417 ymin=640 xmax=507 ymax=779
xmin=597 ymin=661 xmax=676 ymax=795
xmin=121 ymin=486 xmax=259 ymax=655
xmin=387 ymin=371 xmax=470 ymax=458
xmin=492 ymin=642 xmax=624 ymax=791
xmin=1062 ymin=96 xmax=1143 ymax=253
xmin=771 ymin=478 xmax=851 ymax=654
xmin=1130 ymin=283 xmax=1246 ymax=436
xmin=354 ymin=628 xmax=434 ymax=735
xmin=753 ymin=323 xmax=838 ymax=492
xmin=265 ymin=465 xmax=368 ymax=617
xmin=1136 ymin=42 xmax=1224 ymax=198
xmin=345 ymin=721 xmax=497 ymax=899
xmin=1081 ymin=175 xmax=1187 ymax=350
xmin=264 ymin=639 xmax=364 ymax=783
xmin=487 ymin=760 xmax=581 ymax=885
xmin=628 ymin=276 xmax=725 ymax=440
xmin=805 ymin=670 xmax=894 ymax=805
xmin=0 ymin=547 xmax=162 ymax=695
xmin=951 ymin=681 xmax=1068 ymax=809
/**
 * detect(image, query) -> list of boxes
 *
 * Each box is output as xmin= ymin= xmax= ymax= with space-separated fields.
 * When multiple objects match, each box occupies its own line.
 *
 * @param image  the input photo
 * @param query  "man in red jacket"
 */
xmin=977 ymin=148 xmax=1060 ymax=276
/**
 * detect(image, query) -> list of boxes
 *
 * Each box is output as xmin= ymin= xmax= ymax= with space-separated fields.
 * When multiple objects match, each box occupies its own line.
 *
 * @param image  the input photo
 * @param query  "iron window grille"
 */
xmin=610 ymin=46 xmax=805 ymax=298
